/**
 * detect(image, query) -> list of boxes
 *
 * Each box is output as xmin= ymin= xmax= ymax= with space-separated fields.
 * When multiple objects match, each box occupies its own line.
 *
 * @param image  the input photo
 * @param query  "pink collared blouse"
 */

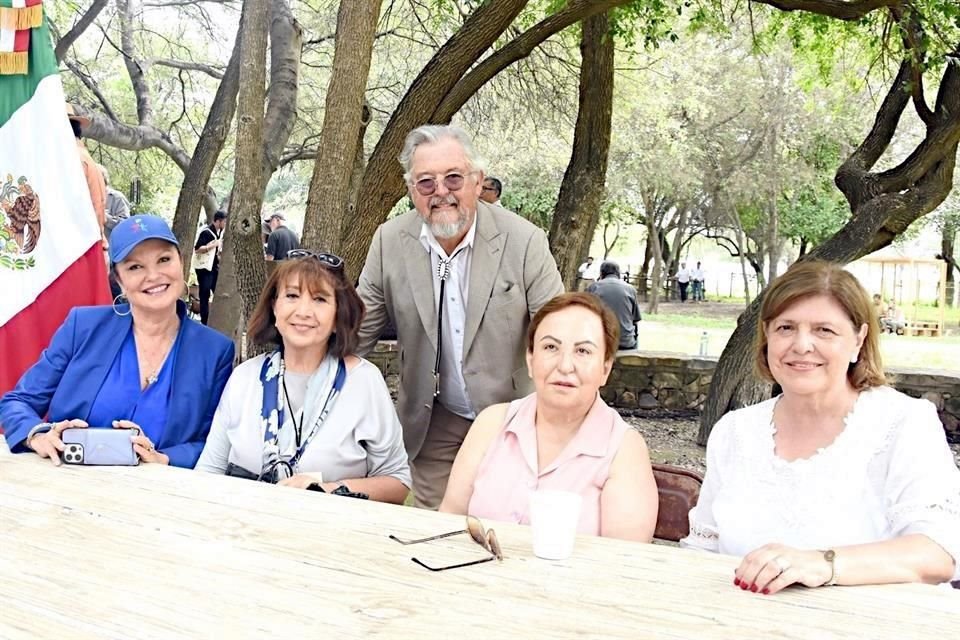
xmin=467 ymin=392 xmax=631 ymax=536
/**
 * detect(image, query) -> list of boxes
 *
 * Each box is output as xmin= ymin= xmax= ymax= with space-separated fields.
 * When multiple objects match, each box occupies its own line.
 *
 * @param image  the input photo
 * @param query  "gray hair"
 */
xmin=398 ymin=124 xmax=486 ymax=183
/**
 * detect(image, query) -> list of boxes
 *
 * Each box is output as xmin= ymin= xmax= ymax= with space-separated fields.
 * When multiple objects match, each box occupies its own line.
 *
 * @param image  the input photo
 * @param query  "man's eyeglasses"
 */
xmin=413 ymin=172 xmax=473 ymax=197
xmin=390 ymin=515 xmax=503 ymax=571
xmin=286 ymin=249 xmax=344 ymax=270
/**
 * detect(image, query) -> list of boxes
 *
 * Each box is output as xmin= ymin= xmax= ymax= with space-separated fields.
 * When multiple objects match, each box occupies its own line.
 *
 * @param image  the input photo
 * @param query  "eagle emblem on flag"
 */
xmin=0 ymin=173 xmax=39 ymax=269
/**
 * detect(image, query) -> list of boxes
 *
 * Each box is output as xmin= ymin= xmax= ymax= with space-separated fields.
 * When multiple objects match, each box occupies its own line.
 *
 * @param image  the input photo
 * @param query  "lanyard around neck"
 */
xmin=433 ymin=247 xmax=466 ymax=397
xmin=274 ymin=355 xmax=346 ymax=465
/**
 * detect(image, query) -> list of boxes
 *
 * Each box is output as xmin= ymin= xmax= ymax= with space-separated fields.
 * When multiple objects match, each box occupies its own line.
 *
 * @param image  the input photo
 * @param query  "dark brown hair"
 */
xmin=754 ymin=260 xmax=886 ymax=390
xmin=247 ymin=258 xmax=365 ymax=358
xmin=527 ymin=292 xmax=620 ymax=362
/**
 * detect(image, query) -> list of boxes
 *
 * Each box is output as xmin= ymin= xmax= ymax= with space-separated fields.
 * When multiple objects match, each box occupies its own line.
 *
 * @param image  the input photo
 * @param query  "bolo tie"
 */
xmin=434 ymin=248 xmax=466 ymax=397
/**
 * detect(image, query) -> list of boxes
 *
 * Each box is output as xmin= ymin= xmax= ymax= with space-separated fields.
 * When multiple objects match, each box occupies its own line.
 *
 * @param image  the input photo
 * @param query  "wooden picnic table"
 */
xmin=1 ymin=454 xmax=957 ymax=639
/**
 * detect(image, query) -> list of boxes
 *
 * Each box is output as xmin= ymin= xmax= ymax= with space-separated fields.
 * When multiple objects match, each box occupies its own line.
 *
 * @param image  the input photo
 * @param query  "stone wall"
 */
xmin=367 ymin=342 xmax=960 ymax=439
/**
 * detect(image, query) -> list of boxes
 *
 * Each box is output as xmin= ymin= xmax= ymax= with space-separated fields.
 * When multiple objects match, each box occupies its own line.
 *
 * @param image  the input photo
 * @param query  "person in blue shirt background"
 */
xmin=0 ymin=215 xmax=234 ymax=468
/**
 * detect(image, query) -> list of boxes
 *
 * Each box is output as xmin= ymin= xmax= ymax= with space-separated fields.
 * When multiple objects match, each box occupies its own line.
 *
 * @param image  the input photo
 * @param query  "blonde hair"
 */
xmin=754 ymin=261 xmax=886 ymax=390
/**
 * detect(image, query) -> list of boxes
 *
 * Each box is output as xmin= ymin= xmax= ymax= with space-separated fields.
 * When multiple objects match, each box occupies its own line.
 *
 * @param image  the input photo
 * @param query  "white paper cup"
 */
xmin=529 ymin=490 xmax=582 ymax=560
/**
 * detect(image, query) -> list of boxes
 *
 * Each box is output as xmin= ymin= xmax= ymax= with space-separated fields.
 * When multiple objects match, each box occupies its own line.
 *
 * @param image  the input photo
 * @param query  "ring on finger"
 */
xmin=773 ymin=556 xmax=790 ymax=576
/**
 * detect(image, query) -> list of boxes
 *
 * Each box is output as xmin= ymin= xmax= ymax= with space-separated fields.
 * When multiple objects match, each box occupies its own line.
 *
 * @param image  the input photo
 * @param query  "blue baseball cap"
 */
xmin=109 ymin=214 xmax=180 ymax=263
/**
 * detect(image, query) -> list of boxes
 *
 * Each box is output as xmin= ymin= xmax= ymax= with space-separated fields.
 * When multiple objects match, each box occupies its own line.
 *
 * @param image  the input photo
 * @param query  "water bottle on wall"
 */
xmin=699 ymin=331 xmax=709 ymax=356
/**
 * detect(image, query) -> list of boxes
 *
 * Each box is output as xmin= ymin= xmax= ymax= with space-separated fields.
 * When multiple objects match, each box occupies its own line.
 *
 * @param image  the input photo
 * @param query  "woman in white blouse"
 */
xmin=196 ymin=251 xmax=411 ymax=503
xmin=682 ymin=261 xmax=959 ymax=593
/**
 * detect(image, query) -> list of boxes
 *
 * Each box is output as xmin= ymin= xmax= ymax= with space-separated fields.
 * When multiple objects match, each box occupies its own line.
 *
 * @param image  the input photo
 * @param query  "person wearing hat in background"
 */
xmin=66 ymin=104 xmax=107 ymax=247
xmin=264 ymin=212 xmax=300 ymax=261
xmin=0 ymin=215 xmax=235 ymax=469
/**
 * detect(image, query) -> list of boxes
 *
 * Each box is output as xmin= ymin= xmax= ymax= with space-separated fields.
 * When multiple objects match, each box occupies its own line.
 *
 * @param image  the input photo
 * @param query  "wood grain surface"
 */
xmin=0 ymin=454 xmax=956 ymax=639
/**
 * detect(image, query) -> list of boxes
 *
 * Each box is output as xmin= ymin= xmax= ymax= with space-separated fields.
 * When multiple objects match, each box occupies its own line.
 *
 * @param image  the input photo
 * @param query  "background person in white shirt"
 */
xmin=691 ymin=261 xmax=705 ymax=302
xmin=676 ymin=261 xmax=691 ymax=302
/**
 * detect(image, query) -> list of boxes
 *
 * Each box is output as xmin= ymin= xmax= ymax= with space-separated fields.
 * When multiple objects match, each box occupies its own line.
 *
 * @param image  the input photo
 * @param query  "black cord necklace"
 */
xmin=281 ymin=376 xmax=304 ymax=447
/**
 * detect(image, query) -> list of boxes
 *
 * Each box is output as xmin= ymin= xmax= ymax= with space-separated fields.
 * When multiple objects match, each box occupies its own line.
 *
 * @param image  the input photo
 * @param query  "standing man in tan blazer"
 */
xmin=356 ymin=125 xmax=564 ymax=508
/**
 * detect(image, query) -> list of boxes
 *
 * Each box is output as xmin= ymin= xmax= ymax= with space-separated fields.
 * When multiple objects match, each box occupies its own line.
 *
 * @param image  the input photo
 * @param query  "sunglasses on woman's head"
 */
xmin=413 ymin=172 xmax=471 ymax=196
xmin=286 ymin=249 xmax=344 ymax=270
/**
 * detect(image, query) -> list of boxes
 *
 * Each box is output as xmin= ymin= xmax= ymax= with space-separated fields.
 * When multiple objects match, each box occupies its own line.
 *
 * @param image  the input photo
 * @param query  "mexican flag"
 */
xmin=0 ymin=2 xmax=110 ymax=398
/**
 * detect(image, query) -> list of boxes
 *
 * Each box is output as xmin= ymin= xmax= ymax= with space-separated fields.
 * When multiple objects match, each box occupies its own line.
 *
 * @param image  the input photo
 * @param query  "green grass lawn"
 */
xmin=640 ymin=312 xmax=960 ymax=372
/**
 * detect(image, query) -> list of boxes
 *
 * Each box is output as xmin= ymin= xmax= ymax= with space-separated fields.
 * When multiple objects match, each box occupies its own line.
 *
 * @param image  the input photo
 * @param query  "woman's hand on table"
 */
xmin=278 ymin=473 xmax=328 ymax=490
xmin=26 ymin=419 xmax=88 ymax=465
xmin=734 ymin=544 xmax=832 ymax=595
xmin=113 ymin=420 xmax=169 ymax=465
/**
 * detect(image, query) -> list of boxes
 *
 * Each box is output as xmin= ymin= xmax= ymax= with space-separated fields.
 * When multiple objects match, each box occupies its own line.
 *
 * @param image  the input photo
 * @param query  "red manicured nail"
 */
xmin=750 ymin=584 xmax=758 ymax=592
xmin=740 ymin=583 xmax=748 ymax=590
xmin=762 ymin=588 xmax=770 ymax=595
xmin=733 ymin=578 xmax=741 ymax=586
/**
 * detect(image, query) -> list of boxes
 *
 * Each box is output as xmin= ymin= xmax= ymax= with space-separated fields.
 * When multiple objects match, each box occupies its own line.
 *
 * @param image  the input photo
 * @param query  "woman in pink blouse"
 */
xmin=440 ymin=292 xmax=659 ymax=542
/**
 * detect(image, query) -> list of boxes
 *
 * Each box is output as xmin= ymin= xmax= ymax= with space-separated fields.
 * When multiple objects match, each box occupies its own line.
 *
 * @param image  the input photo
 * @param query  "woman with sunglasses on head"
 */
xmin=0 ymin=215 xmax=235 ymax=468
xmin=195 ymin=251 xmax=411 ymax=502
xmin=439 ymin=292 xmax=659 ymax=542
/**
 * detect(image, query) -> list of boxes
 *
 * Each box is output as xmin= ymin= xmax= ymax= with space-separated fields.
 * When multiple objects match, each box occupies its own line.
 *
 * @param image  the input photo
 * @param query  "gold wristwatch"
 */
xmin=823 ymin=549 xmax=838 ymax=586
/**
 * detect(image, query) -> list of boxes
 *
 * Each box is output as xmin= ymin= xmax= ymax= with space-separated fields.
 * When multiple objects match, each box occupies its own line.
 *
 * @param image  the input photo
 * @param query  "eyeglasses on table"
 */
xmin=390 ymin=515 xmax=503 ymax=572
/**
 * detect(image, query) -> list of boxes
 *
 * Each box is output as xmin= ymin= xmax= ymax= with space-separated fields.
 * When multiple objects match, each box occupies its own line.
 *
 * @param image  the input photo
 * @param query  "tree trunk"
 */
xmin=55 ymin=0 xmax=110 ymax=62
xmin=301 ymin=0 xmax=381 ymax=255
xmin=172 ymin=19 xmax=243 ymax=281
xmin=941 ymin=221 xmax=956 ymax=307
xmin=646 ymin=210 xmax=663 ymax=313
xmin=258 ymin=1 xmax=302 ymax=192
xmin=209 ymin=0 xmax=269 ymax=351
xmin=602 ymin=220 xmax=620 ymax=259
xmin=547 ymin=12 xmax=615 ymax=290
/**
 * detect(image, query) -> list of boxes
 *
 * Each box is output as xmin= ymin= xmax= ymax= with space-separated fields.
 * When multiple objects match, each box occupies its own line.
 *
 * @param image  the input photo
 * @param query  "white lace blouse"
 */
xmin=681 ymin=386 xmax=960 ymax=582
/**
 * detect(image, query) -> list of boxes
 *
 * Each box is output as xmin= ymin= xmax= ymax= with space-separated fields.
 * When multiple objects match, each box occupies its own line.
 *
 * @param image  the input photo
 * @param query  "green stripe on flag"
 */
xmin=0 ymin=17 xmax=59 ymax=126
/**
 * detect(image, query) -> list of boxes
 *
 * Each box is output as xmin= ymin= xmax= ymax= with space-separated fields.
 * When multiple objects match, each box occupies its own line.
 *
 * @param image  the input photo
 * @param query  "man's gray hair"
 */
xmin=398 ymin=124 xmax=486 ymax=183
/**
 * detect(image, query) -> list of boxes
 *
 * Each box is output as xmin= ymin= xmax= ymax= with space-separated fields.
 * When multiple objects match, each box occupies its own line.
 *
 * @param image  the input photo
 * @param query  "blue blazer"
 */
xmin=0 ymin=301 xmax=234 ymax=468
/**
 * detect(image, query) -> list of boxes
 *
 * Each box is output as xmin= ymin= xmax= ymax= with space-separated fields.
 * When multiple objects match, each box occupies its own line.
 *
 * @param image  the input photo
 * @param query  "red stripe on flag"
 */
xmin=13 ymin=27 xmax=29 ymax=53
xmin=0 ymin=242 xmax=111 ymax=401
xmin=26 ymin=0 xmax=45 ymax=7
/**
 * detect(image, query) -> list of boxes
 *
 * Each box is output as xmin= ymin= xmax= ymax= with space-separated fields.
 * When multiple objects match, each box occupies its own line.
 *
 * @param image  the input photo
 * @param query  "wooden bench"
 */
xmin=905 ymin=321 xmax=940 ymax=337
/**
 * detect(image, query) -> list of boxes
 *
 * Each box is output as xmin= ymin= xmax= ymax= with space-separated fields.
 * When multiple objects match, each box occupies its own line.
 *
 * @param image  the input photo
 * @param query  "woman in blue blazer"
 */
xmin=0 ymin=215 xmax=234 ymax=468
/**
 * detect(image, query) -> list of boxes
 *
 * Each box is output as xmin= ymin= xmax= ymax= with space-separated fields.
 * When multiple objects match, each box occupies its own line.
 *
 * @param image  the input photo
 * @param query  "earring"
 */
xmin=112 ymin=294 xmax=131 ymax=317
xmin=850 ymin=352 xmax=859 ymax=364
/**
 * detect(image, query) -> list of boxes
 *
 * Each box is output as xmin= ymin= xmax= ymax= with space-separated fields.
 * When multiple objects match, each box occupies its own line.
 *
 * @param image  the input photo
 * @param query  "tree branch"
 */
xmin=64 ymin=59 xmax=119 ymax=121
xmin=118 ymin=0 xmax=154 ymax=126
xmin=75 ymin=106 xmax=192 ymax=172
xmin=751 ymin=0 xmax=900 ymax=21
xmin=835 ymin=59 xmax=911 ymax=207
xmin=55 ymin=0 xmax=111 ymax=62
xmin=434 ymin=0 xmax=630 ymax=122
xmin=145 ymin=57 xmax=225 ymax=79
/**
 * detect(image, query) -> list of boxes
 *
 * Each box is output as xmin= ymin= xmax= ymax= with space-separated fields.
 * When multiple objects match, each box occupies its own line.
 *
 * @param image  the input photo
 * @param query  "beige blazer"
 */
xmin=356 ymin=201 xmax=564 ymax=460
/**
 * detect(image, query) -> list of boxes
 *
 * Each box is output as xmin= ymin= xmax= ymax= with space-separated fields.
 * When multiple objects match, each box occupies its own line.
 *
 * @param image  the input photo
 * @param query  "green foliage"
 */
xmin=501 ymin=176 xmax=559 ymax=231
xmin=780 ymin=135 xmax=850 ymax=249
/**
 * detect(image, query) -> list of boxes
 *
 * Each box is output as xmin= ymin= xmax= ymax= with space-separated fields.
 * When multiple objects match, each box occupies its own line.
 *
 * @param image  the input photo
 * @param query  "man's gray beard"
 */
xmin=428 ymin=208 xmax=470 ymax=239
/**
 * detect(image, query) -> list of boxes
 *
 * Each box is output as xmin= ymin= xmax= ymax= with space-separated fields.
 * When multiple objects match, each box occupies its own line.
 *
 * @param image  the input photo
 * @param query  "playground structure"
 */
xmin=853 ymin=257 xmax=947 ymax=337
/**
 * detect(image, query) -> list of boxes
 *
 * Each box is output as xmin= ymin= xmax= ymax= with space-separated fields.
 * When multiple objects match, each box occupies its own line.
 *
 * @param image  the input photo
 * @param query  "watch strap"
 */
xmin=823 ymin=549 xmax=838 ymax=586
